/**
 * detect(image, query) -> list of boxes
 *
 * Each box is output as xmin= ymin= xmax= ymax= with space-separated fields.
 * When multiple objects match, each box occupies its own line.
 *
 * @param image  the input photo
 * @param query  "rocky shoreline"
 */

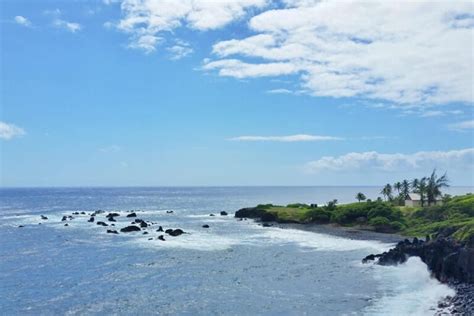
xmin=362 ymin=235 xmax=474 ymax=315
xmin=236 ymin=207 xmax=474 ymax=315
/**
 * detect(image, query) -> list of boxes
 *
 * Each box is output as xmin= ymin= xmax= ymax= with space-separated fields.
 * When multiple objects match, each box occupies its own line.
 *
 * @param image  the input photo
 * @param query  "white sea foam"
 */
xmin=258 ymin=226 xmax=392 ymax=253
xmin=363 ymin=257 xmax=455 ymax=315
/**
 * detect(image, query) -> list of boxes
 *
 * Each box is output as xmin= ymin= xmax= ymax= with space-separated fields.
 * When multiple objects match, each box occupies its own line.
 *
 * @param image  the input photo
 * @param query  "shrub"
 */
xmin=307 ymin=209 xmax=331 ymax=223
xmin=369 ymin=216 xmax=390 ymax=227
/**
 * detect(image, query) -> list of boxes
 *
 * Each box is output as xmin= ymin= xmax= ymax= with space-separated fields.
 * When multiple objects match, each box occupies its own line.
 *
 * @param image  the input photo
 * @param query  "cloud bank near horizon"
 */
xmin=305 ymin=148 xmax=474 ymax=174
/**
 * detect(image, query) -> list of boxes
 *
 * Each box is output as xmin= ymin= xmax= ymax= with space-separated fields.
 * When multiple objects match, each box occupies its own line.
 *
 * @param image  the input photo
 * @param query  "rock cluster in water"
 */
xmin=26 ymin=209 xmax=230 ymax=242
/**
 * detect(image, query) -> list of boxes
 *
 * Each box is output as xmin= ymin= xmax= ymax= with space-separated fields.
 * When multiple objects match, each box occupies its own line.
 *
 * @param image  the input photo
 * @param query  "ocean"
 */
xmin=1 ymin=186 xmax=472 ymax=315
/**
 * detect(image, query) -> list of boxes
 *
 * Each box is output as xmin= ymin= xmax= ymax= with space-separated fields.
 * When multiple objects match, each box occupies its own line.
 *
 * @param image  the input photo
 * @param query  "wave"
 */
xmin=363 ymin=256 xmax=455 ymax=315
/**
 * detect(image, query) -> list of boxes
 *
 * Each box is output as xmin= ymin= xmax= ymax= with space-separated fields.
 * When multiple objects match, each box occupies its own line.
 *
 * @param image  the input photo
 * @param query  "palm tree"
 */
xmin=411 ymin=178 xmax=420 ymax=192
xmin=413 ymin=177 xmax=428 ymax=207
xmin=401 ymin=180 xmax=410 ymax=200
xmin=356 ymin=192 xmax=366 ymax=202
xmin=426 ymin=170 xmax=449 ymax=206
xmin=394 ymin=182 xmax=402 ymax=195
xmin=380 ymin=184 xmax=393 ymax=201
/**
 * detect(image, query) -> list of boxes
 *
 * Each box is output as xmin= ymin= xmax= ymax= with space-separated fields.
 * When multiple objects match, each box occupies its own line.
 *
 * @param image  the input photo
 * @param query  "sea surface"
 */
xmin=0 ymin=186 xmax=472 ymax=315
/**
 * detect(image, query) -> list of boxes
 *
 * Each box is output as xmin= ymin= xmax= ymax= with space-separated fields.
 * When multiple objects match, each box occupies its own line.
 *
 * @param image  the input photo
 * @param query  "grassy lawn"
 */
xmin=266 ymin=206 xmax=312 ymax=222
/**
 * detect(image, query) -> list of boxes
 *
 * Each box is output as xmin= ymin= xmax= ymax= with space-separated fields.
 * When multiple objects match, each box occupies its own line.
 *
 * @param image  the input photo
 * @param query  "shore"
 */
xmin=251 ymin=218 xmax=474 ymax=315
xmin=270 ymin=222 xmax=403 ymax=244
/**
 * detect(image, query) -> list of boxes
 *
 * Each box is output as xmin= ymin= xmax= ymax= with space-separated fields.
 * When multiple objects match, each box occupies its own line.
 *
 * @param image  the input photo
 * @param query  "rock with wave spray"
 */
xmin=363 ymin=236 xmax=474 ymax=284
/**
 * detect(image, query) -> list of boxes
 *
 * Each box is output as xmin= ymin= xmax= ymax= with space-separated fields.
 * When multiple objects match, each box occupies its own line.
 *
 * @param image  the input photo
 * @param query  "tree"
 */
xmin=411 ymin=178 xmax=420 ymax=192
xmin=356 ymin=192 xmax=366 ymax=202
xmin=401 ymin=180 xmax=410 ymax=200
xmin=394 ymin=182 xmax=402 ymax=195
xmin=413 ymin=177 xmax=428 ymax=207
xmin=426 ymin=170 xmax=449 ymax=206
xmin=380 ymin=184 xmax=393 ymax=201
xmin=326 ymin=199 xmax=338 ymax=211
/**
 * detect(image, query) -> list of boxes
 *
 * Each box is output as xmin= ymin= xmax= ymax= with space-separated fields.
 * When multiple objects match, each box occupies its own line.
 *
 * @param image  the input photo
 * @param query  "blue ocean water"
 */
xmin=0 ymin=186 xmax=471 ymax=315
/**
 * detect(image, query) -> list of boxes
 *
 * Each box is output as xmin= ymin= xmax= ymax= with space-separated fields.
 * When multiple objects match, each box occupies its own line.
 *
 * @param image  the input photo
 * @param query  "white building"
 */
xmin=404 ymin=193 xmax=442 ymax=207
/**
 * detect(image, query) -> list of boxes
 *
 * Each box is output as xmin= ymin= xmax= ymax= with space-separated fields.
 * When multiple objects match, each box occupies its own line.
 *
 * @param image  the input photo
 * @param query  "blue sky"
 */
xmin=1 ymin=0 xmax=473 ymax=187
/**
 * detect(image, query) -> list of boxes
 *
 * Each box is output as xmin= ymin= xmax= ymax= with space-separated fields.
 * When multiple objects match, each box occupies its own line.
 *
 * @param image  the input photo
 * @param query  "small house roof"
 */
xmin=406 ymin=193 xmax=442 ymax=201
xmin=407 ymin=193 xmax=421 ymax=201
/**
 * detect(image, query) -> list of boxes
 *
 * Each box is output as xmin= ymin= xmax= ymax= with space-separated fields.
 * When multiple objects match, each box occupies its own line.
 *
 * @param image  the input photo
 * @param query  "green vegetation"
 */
xmin=252 ymin=194 xmax=473 ymax=241
xmin=244 ymin=171 xmax=473 ymax=241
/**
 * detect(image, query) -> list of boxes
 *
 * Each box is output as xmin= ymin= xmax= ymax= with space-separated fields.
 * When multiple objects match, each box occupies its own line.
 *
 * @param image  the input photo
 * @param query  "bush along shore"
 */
xmin=235 ymin=172 xmax=473 ymax=313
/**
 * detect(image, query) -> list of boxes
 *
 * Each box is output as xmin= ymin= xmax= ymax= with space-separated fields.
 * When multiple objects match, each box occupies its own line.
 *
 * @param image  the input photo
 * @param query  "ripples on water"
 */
xmin=0 ymin=187 xmax=467 ymax=315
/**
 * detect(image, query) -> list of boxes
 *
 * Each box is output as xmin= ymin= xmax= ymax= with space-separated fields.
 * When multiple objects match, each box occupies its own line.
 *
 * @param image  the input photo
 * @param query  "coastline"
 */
xmin=268 ymin=222 xmax=403 ymax=244
xmin=250 ymin=218 xmax=474 ymax=315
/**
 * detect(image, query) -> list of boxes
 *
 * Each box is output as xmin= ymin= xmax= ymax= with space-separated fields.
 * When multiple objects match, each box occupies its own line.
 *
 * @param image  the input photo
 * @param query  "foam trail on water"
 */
xmin=364 ymin=257 xmax=455 ymax=315
xmin=260 ymin=226 xmax=392 ymax=253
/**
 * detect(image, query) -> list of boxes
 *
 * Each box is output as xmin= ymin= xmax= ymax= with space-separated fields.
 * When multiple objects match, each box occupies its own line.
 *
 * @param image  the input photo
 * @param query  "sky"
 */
xmin=0 ymin=0 xmax=473 ymax=187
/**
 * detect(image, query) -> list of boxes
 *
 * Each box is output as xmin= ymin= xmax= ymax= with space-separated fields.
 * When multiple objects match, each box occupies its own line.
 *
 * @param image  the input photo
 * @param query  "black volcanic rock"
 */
xmin=88 ymin=217 xmax=95 ymax=223
xmin=158 ymin=235 xmax=165 ymax=241
xmin=202 ymin=225 xmax=210 ymax=228
xmin=166 ymin=229 xmax=185 ymax=236
xmin=156 ymin=226 xmax=163 ymax=232
xmin=220 ymin=211 xmax=228 ymax=216
xmin=41 ymin=215 xmax=48 ymax=220
xmin=107 ymin=229 xmax=119 ymax=234
xmin=120 ymin=225 xmax=141 ymax=233
xmin=364 ymin=237 xmax=474 ymax=284
xmin=96 ymin=221 xmax=108 ymax=226
xmin=235 ymin=207 xmax=267 ymax=219
xmin=126 ymin=212 xmax=137 ymax=218
xmin=261 ymin=212 xmax=277 ymax=222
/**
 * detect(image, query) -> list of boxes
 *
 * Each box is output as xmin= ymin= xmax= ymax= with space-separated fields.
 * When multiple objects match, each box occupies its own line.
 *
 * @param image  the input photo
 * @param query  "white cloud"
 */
xmin=305 ymin=148 xmax=474 ymax=173
xmin=14 ymin=16 xmax=31 ymax=27
xmin=167 ymin=40 xmax=193 ymax=60
xmin=447 ymin=120 xmax=474 ymax=131
xmin=229 ymin=134 xmax=343 ymax=142
xmin=204 ymin=1 xmax=473 ymax=107
xmin=99 ymin=145 xmax=121 ymax=153
xmin=266 ymin=88 xmax=294 ymax=94
xmin=0 ymin=122 xmax=26 ymax=140
xmin=112 ymin=0 xmax=268 ymax=53
xmin=53 ymin=19 xmax=82 ymax=32
xmin=202 ymin=59 xmax=300 ymax=78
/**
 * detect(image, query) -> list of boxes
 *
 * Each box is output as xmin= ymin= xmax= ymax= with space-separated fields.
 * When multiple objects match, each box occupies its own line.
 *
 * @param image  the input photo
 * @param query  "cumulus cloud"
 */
xmin=53 ymin=19 xmax=82 ymax=32
xmin=0 ymin=122 xmax=26 ymax=140
xmin=204 ymin=1 xmax=473 ymax=107
xmin=447 ymin=120 xmax=474 ymax=131
xmin=305 ymin=148 xmax=474 ymax=173
xmin=229 ymin=134 xmax=343 ymax=142
xmin=112 ymin=0 xmax=268 ymax=53
xmin=14 ymin=16 xmax=31 ymax=27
